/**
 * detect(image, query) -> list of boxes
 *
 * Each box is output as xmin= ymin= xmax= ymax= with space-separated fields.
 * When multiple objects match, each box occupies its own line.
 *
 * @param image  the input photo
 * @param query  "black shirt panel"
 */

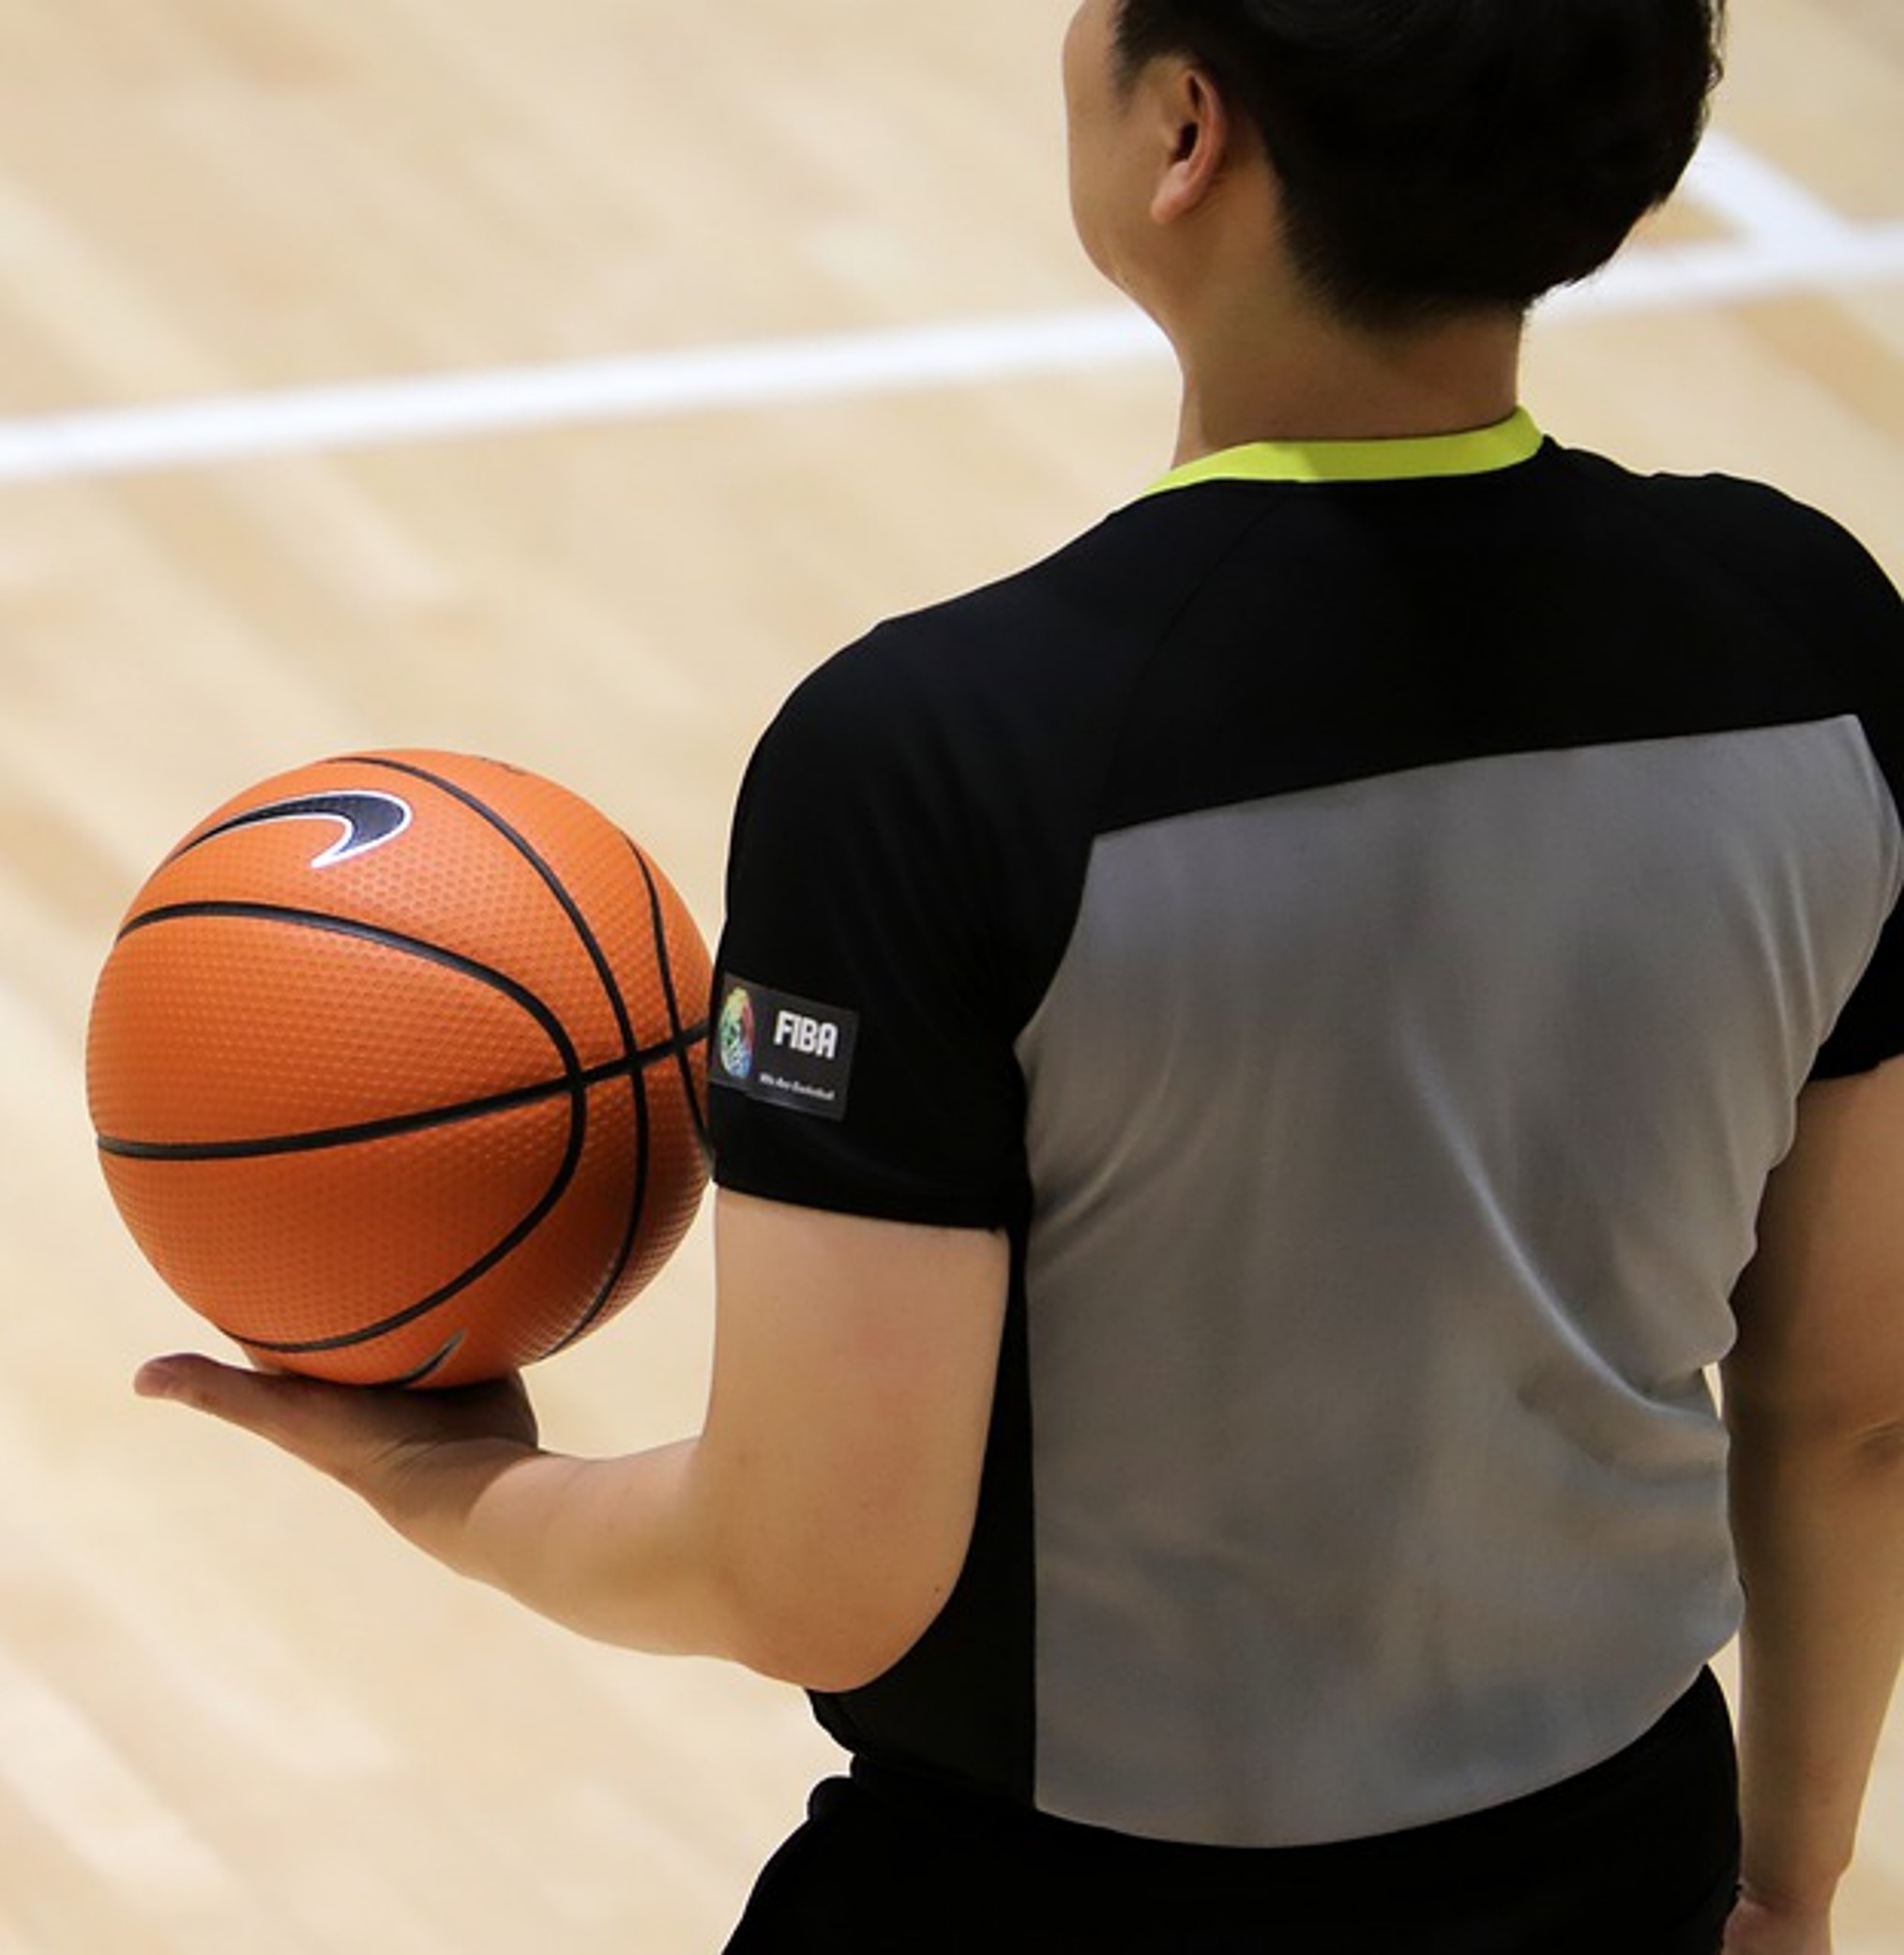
xmin=710 ymin=488 xmax=1273 ymax=1222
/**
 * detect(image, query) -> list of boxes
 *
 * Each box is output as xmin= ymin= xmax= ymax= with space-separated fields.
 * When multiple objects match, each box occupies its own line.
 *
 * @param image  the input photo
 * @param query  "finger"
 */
xmin=133 ymin=1353 xmax=365 ymax=1462
xmin=137 ymin=1351 xmax=291 ymax=1413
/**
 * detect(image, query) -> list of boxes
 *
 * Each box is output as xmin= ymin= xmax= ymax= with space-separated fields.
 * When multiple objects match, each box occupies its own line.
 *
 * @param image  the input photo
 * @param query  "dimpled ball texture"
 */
xmin=85 ymin=750 xmax=711 ymax=1388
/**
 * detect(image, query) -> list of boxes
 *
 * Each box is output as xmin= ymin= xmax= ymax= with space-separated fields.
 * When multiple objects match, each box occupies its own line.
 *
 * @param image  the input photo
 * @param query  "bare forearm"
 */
xmin=392 ymin=1435 xmax=919 ymax=1687
xmin=401 ymin=1437 xmax=745 ymax=1662
xmin=131 ymin=1356 xmax=747 ymax=1665
xmin=1728 ymin=1417 xmax=1904 ymax=1911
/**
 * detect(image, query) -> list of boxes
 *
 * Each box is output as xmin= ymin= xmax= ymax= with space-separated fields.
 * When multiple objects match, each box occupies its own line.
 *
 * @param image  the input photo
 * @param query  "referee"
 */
xmin=141 ymin=4 xmax=1904 ymax=1952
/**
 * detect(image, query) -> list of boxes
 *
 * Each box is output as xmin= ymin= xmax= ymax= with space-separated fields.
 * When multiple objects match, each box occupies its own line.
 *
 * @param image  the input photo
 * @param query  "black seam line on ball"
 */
xmin=95 ymin=1021 xmax=710 ymax=1163
xmin=627 ymin=832 xmax=711 ymax=1159
xmin=347 ymin=757 xmax=659 ymax=1363
xmin=373 ymin=1332 xmax=464 ymax=1389
xmin=346 ymin=757 xmax=672 ymax=1368
xmin=114 ymin=899 xmax=561 ymax=1023
xmin=547 ymin=835 xmax=707 ymax=1360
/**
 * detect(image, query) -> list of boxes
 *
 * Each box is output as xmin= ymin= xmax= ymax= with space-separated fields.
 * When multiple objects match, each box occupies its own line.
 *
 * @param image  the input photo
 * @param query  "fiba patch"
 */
xmin=712 ymin=976 xmax=857 ymax=1122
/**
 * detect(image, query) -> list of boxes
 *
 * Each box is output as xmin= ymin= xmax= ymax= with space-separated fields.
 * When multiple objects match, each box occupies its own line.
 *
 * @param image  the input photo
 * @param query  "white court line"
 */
xmin=0 ymin=307 xmax=1168 ymax=486
xmin=1547 ymin=222 xmax=1904 ymax=319
xmin=1678 ymin=129 xmax=1862 ymax=250
xmin=0 ymin=138 xmax=1897 ymax=486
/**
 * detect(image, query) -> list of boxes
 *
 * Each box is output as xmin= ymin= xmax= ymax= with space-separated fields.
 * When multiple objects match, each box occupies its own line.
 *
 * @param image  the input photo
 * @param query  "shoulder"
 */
xmin=722 ymin=493 xmax=1265 ymax=1029
xmin=750 ymin=489 xmax=1257 ymax=795
xmin=1549 ymin=447 xmax=1904 ymax=642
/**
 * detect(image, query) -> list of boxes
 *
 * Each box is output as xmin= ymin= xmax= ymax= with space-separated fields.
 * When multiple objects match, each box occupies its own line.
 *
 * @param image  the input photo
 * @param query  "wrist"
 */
xmin=376 ymin=1437 xmax=550 ymax=1572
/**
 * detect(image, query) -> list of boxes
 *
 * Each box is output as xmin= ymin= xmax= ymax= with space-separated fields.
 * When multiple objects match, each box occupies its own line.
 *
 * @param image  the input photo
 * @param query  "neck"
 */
xmin=1165 ymin=296 xmax=1525 ymax=465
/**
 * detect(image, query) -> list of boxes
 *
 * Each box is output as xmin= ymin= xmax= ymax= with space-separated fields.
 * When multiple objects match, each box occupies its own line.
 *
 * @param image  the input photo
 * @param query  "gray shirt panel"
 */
xmin=1017 ymin=720 xmax=1902 ymax=1843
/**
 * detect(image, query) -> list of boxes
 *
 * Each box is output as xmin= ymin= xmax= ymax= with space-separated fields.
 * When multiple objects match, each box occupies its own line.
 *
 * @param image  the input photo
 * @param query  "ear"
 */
xmin=1149 ymin=65 xmax=1233 ymax=225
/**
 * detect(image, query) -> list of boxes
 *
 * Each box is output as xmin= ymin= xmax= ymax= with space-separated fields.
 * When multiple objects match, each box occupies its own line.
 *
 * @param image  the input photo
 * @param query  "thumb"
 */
xmin=133 ymin=1351 xmax=371 ymax=1464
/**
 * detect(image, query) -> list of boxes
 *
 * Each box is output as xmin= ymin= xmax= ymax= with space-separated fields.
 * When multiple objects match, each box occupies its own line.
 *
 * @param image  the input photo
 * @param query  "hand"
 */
xmin=1721 ymin=1889 xmax=1834 ymax=1955
xmin=134 ymin=1353 xmax=542 ymax=1562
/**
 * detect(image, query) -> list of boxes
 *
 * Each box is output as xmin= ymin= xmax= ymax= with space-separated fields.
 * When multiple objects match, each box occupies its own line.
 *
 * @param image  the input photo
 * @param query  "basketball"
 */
xmin=85 ymin=750 xmax=712 ymax=1389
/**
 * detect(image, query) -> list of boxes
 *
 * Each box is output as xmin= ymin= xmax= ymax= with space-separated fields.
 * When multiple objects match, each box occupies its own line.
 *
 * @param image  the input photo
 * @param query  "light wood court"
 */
xmin=0 ymin=0 xmax=1898 ymax=1948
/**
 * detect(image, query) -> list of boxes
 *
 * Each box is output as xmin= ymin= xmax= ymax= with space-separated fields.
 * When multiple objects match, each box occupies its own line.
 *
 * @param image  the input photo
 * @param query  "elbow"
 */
xmin=1728 ymin=1386 xmax=1904 ymax=1475
xmin=1724 ymin=1359 xmax=1904 ymax=1459
xmin=756 ymin=1642 xmax=912 ymax=1698
xmin=720 ymin=1574 xmax=955 ymax=1695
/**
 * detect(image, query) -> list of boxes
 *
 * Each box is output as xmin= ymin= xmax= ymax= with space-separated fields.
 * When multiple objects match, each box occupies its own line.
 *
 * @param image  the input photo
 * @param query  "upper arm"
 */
xmin=697 ymin=636 xmax=1026 ymax=1689
xmin=691 ymin=1190 xmax=1009 ymax=1692
xmin=1727 ymin=1056 xmax=1904 ymax=1444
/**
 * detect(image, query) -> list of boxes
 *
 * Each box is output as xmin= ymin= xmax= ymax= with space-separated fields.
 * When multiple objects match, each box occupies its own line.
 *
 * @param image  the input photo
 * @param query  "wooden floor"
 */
xmin=0 ymin=0 xmax=1900 ymax=1947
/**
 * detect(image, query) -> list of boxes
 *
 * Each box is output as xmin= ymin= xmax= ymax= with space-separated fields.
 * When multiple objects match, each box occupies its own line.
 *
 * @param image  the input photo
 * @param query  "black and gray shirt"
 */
xmin=709 ymin=414 xmax=1904 ymax=1848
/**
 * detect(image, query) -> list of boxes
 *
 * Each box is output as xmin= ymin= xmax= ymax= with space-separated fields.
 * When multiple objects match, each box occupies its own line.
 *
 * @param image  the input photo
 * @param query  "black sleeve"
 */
xmin=1779 ymin=508 xmax=1904 ymax=1082
xmin=708 ymin=629 xmax=1028 ymax=1227
xmin=1815 ymin=903 xmax=1904 ymax=1078
xmin=1666 ymin=475 xmax=1904 ymax=1082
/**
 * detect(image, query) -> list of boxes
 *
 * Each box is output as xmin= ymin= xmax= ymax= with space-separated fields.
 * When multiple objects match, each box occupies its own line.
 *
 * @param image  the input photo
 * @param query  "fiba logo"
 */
xmin=773 ymin=1010 xmax=839 ymax=1059
xmin=708 ymin=974 xmax=855 ymax=1122
xmin=718 ymin=984 xmax=756 ymax=1082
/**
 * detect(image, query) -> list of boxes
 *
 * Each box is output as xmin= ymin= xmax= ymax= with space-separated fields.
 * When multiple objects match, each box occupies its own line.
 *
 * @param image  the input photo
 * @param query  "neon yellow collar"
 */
xmin=1147 ymin=408 xmax=1543 ymax=494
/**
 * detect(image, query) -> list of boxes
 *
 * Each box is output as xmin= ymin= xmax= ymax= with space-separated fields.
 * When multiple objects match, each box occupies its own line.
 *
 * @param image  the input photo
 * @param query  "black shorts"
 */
xmin=723 ymin=1670 xmax=1740 ymax=1953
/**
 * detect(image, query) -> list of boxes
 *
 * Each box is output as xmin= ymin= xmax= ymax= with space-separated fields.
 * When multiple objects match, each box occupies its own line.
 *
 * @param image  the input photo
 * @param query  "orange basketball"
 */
xmin=85 ymin=750 xmax=711 ymax=1389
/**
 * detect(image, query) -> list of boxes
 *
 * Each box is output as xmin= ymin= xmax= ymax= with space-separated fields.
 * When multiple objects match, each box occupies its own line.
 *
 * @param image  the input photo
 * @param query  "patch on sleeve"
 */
xmin=711 ymin=975 xmax=859 ymax=1122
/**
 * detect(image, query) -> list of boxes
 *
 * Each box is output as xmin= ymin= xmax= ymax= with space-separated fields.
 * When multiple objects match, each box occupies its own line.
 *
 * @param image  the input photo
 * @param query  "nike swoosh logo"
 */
xmin=174 ymin=790 xmax=415 ymax=870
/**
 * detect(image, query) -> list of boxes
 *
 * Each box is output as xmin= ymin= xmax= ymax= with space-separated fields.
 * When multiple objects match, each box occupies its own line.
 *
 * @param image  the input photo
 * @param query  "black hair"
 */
xmin=1113 ymin=0 xmax=1726 ymax=328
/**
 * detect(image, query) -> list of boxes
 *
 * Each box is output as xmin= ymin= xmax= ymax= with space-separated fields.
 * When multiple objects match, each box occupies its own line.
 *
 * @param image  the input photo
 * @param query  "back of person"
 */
xmin=714 ymin=423 xmax=1903 ymax=1951
xmin=1006 ymin=434 xmax=1904 ymax=1842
